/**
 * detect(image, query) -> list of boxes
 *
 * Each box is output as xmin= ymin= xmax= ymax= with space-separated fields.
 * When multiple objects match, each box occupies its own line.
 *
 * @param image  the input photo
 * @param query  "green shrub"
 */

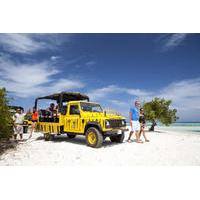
xmin=0 ymin=88 xmax=13 ymax=140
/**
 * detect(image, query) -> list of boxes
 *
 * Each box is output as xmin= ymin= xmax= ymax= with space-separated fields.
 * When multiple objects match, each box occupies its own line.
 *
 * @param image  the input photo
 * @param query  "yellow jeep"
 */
xmin=35 ymin=92 xmax=127 ymax=148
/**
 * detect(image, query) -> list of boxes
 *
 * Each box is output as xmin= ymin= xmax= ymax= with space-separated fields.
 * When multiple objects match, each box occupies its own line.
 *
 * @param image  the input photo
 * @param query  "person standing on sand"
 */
xmin=128 ymin=100 xmax=143 ymax=143
xmin=29 ymin=107 xmax=38 ymax=139
xmin=13 ymin=108 xmax=25 ymax=141
xmin=139 ymin=108 xmax=149 ymax=142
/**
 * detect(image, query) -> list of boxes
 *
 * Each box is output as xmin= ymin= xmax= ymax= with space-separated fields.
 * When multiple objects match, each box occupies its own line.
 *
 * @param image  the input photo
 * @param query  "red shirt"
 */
xmin=32 ymin=112 xmax=38 ymax=121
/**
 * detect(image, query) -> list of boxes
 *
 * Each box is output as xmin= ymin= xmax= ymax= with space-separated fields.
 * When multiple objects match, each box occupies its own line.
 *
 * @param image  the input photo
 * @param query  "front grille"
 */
xmin=108 ymin=119 xmax=125 ymax=128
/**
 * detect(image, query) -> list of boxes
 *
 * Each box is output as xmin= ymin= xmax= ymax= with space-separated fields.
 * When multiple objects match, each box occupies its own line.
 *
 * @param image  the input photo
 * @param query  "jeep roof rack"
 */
xmin=35 ymin=92 xmax=89 ymax=109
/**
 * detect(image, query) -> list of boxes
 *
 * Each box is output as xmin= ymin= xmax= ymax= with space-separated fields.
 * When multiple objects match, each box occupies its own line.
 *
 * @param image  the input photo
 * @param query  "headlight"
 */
xmin=121 ymin=120 xmax=126 ymax=126
xmin=105 ymin=120 xmax=110 ymax=128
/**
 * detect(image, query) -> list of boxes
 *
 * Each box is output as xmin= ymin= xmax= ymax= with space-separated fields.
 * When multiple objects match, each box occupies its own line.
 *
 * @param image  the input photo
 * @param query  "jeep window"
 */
xmin=80 ymin=103 xmax=103 ymax=112
xmin=70 ymin=105 xmax=80 ymax=115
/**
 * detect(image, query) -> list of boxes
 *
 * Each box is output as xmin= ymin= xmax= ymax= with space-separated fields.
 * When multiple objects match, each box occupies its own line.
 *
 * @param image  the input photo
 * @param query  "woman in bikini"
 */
xmin=139 ymin=108 xmax=150 ymax=142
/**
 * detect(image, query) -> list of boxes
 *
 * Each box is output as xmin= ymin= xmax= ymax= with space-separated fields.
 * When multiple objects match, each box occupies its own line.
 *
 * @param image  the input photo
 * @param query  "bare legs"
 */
xmin=139 ymin=125 xmax=149 ymax=142
xmin=128 ymin=123 xmax=149 ymax=143
xmin=128 ymin=131 xmax=133 ymax=142
xmin=135 ymin=131 xmax=143 ymax=143
xmin=14 ymin=134 xmax=17 ymax=140
xmin=13 ymin=125 xmax=23 ymax=141
xmin=29 ymin=122 xmax=36 ymax=139
xmin=128 ymin=130 xmax=142 ymax=143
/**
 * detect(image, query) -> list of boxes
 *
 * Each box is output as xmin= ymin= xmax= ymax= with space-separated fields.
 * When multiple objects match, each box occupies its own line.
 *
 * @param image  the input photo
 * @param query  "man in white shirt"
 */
xmin=13 ymin=108 xmax=25 ymax=140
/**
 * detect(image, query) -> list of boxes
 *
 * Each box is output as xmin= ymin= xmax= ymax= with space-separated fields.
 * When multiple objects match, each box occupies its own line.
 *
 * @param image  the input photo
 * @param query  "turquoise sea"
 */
xmin=126 ymin=122 xmax=200 ymax=134
xmin=156 ymin=122 xmax=200 ymax=134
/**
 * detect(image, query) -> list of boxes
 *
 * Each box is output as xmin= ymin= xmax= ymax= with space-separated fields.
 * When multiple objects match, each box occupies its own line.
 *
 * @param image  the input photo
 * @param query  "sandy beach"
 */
xmin=0 ymin=127 xmax=200 ymax=166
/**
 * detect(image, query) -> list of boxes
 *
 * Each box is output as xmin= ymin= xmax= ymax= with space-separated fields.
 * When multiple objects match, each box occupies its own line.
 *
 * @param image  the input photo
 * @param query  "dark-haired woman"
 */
xmin=139 ymin=108 xmax=149 ymax=142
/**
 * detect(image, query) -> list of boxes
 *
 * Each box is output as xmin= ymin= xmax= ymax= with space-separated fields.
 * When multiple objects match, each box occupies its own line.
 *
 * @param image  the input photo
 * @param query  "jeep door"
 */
xmin=67 ymin=104 xmax=82 ymax=133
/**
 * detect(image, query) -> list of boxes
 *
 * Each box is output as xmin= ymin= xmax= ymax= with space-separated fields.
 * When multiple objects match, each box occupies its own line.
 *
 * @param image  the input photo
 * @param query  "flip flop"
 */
xmin=136 ymin=140 xmax=143 ymax=143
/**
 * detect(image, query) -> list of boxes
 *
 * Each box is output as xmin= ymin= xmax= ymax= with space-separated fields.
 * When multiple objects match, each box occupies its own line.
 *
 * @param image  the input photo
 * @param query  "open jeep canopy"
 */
xmin=9 ymin=106 xmax=24 ymax=111
xmin=35 ymin=92 xmax=89 ymax=108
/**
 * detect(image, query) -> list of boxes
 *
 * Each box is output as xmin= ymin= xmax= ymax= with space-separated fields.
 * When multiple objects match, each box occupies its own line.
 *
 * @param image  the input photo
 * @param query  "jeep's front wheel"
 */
xmin=86 ymin=127 xmax=103 ymax=148
xmin=110 ymin=132 xmax=125 ymax=143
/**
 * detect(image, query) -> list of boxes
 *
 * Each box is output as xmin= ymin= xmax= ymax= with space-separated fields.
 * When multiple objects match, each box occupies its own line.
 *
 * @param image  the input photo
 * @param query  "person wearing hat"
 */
xmin=13 ymin=108 xmax=25 ymax=140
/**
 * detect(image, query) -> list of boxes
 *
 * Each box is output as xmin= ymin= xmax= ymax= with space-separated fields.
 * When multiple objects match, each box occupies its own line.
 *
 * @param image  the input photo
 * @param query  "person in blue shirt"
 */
xmin=128 ymin=100 xmax=143 ymax=143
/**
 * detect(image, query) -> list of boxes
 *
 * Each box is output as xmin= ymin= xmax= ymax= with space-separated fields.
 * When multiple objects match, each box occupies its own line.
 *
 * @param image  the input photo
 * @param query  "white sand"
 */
xmin=0 ymin=127 xmax=200 ymax=166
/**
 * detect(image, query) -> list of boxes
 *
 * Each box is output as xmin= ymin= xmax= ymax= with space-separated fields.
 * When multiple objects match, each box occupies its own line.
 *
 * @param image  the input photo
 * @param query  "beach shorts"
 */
xmin=131 ymin=120 xmax=140 ymax=132
xmin=14 ymin=125 xmax=23 ymax=135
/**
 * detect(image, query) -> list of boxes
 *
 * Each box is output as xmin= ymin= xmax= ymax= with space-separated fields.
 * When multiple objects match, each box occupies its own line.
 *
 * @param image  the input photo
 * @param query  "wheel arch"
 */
xmin=84 ymin=122 xmax=102 ymax=135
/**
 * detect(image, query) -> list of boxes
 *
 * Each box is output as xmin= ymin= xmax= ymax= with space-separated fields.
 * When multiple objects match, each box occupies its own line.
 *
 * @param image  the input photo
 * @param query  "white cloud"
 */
xmin=0 ymin=55 xmax=85 ymax=98
xmin=0 ymin=34 xmax=68 ymax=55
xmin=155 ymin=78 xmax=200 ymax=121
xmin=88 ymin=85 xmax=119 ymax=100
xmin=88 ymin=85 xmax=151 ymax=101
xmin=88 ymin=78 xmax=200 ymax=121
xmin=50 ymin=56 xmax=61 ymax=61
xmin=0 ymin=34 xmax=46 ymax=54
xmin=159 ymin=79 xmax=200 ymax=100
xmin=109 ymin=100 xmax=127 ymax=107
xmin=0 ymin=55 xmax=58 ymax=85
xmin=49 ymin=78 xmax=84 ymax=92
xmin=85 ymin=61 xmax=96 ymax=66
xmin=162 ymin=33 xmax=187 ymax=51
xmin=126 ymin=88 xmax=151 ymax=96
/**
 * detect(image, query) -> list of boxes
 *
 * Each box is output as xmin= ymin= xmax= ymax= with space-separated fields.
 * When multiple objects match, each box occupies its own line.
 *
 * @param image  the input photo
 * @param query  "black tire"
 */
xmin=110 ymin=136 xmax=117 ymax=142
xmin=44 ymin=133 xmax=50 ymax=141
xmin=67 ymin=133 xmax=76 ymax=139
xmin=86 ymin=127 xmax=103 ymax=148
xmin=44 ymin=133 xmax=54 ymax=141
xmin=110 ymin=132 xmax=125 ymax=143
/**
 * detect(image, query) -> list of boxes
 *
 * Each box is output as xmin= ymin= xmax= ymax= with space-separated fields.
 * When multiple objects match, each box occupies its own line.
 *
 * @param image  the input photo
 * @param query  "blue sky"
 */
xmin=0 ymin=33 xmax=200 ymax=121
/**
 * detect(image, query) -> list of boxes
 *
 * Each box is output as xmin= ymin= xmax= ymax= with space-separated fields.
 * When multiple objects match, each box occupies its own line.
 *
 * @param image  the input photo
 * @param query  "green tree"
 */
xmin=143 ymin=97 xmax=178 ymax=131
xmin=0 ymin=88 xmax=13 ymax=140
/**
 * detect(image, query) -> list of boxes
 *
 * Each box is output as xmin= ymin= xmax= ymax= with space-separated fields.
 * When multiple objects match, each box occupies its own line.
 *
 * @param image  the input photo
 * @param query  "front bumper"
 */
xmin=103 ymin=127 xmax=129 ymax=136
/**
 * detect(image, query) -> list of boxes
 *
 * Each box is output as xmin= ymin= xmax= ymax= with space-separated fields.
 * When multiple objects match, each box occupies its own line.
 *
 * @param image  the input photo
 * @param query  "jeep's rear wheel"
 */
xmin=86 ymin=127 xmax=103 ymax=148
xmin=44 ymin=133 xmax=54 ymax=141
xmin=67 ymin=133 xmax=76 ymax=139
xmin=110 ymin=132 xmax=125 ymax=143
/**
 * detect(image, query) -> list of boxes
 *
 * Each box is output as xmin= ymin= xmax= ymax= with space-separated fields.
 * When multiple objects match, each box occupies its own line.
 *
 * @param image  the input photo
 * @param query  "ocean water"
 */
xmin=126 ymin=122 xmax=200 ymax=134
xmin=156 ymin=122 xmax=200 ymax=134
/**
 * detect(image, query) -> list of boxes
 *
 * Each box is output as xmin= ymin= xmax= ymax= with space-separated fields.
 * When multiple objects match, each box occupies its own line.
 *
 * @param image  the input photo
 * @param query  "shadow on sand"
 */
xmin=35 ymin=134 xmax=122 ymax=148
xmin=0 ymin=140 xmax=18 ymax=155
xmin=148 ymin=130 xmax=163 ymax=133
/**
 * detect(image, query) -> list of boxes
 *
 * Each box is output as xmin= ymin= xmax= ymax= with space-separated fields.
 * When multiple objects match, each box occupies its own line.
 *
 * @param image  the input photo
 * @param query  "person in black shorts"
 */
xmin=139 ymin=108 xmax=149 ymax=142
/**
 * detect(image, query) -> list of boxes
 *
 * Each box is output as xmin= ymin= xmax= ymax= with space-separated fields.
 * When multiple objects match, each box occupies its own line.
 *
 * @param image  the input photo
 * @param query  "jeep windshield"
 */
xmin=80 ymin=102 xmax=103 ymax=113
